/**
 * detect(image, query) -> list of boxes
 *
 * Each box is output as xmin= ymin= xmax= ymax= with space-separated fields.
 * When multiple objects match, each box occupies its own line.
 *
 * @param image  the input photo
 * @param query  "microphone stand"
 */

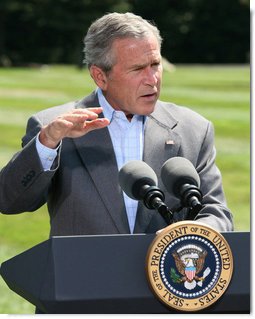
xmin=179 ymin=183 xmax=204 ymax=220
xmin=140 ymin=186 xmax=174 ymax=225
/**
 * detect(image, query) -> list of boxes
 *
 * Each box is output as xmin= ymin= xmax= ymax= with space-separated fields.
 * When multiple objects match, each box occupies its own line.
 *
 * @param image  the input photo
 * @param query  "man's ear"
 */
xmin=89 ymin=65 xmax=108 ymax=90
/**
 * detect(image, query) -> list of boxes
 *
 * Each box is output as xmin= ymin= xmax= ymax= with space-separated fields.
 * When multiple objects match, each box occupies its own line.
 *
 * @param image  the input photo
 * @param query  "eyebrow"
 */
xmin=130 ymin=63 xmax=147 ymax=70
xmin=130 ymin=59 xmax=161 ymax=70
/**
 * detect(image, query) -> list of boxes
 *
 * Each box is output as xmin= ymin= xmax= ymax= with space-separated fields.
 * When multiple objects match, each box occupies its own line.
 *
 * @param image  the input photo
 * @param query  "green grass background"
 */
xmin=0 ymin=65 xmax=250 ymax=313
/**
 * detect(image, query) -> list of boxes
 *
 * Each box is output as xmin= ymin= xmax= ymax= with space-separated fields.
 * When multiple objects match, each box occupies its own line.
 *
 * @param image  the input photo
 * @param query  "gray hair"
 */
xmin=83 ymin=12 xmax=162 ymax=72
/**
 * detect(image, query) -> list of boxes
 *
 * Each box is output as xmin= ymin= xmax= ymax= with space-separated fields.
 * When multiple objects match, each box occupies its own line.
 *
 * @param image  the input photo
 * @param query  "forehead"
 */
xmin=111 ymin=36 xmax=161 ymax=65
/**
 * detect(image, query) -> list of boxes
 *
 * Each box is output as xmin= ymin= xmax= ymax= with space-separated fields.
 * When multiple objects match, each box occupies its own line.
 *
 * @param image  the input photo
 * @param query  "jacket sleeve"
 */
xmin=0 ymin=115 xmax=60 ymax=214
xmin=194 ymin=121 xmax=234 ymax=231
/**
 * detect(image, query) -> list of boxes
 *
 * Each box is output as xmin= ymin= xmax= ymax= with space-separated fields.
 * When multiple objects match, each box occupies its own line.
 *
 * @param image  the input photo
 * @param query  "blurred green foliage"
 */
xmin=0 ymin=0 xmax=250 ymax=66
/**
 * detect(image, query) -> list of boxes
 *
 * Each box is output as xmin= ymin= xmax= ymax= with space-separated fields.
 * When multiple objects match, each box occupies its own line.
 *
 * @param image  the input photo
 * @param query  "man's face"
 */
xmin=101 ymin=35 xmax=162 ymax=116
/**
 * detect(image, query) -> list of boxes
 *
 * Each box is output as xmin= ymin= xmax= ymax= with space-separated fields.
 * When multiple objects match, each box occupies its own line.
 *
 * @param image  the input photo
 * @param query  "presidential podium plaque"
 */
xmin=146 ymin=221 xmax=234 ymax=312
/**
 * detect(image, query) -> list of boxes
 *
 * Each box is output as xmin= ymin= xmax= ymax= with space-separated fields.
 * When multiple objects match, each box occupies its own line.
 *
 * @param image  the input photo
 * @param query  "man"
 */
xmin=0 ymin=12 xmax=233 ymax=235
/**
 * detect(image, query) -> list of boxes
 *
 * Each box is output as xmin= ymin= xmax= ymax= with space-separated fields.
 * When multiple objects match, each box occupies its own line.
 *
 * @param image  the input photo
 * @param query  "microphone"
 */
xmin=161 ymin=157 xmax=203 ymax=218
xmin=119 ymin=160 xmax=173 ymax=225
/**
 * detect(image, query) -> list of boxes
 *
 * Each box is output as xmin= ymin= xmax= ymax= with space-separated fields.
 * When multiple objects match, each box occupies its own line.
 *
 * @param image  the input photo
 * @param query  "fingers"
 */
xmin=71 ymin=107 xmax=104 ymax=119
xmin=65 ymin=107 xmax=111 ymax=129
xmin=61 ymin=114 xmax=88 ymax=125
xmin=39 ymin=107 xmax=109 ymax=148
xmin=62 ymin=107 xmax=109 ymax=131
xmin=83 ymin=118 xmax=110 ymax=133
xmin=62 ymin=107 xmax=102 ymax=122
xmin=73 ymin=107 xmax=103 ymax=114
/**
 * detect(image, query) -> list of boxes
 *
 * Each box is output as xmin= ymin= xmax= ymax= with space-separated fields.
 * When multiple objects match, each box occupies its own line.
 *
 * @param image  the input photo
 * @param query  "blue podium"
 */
xmin=0 ymin=232 xmax=250 ymax=313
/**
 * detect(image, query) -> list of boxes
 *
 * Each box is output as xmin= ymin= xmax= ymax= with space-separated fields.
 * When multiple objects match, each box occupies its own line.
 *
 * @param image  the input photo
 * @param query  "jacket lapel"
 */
xmin=134 ymin=101 xmax=182 ymax=233
xmin=72 ymin=92 xmax=130 ymax=233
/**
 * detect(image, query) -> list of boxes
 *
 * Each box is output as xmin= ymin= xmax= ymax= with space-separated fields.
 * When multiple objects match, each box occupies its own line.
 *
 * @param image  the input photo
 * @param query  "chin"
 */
xmin=141 ymin=104 xmax=157 ymax=116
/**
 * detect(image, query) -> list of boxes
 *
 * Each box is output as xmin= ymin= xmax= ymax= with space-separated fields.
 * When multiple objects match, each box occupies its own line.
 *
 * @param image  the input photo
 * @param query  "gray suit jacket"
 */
xmin=0 ymin=92 xmax=233 ymax=235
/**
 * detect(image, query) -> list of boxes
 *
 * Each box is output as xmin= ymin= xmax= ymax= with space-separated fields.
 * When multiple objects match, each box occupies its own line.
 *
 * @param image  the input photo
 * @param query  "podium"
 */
xmin=0 ymin=232 xmax=250 ymax=314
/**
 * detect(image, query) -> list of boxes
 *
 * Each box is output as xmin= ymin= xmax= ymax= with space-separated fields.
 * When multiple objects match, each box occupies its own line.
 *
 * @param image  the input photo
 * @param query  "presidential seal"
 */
xmin=146 ymin=221 xmax=233 ymax=312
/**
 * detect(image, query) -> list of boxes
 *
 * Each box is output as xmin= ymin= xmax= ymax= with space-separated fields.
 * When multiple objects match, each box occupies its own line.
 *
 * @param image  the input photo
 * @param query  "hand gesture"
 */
xmin=39 ymin=107 xmax=110 ymax=148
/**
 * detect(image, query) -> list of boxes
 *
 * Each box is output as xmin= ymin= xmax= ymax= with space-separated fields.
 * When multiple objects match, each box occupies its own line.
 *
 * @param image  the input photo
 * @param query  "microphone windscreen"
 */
xmin=119 ymin=160 xmax=158 ymax=199
xmin=161 ymin=157 xmax=200 ymax=197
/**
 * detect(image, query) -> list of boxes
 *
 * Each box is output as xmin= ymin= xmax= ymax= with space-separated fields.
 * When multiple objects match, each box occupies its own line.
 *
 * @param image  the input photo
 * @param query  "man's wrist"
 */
xmin=39 ymin=128 xmax=61 ymax=149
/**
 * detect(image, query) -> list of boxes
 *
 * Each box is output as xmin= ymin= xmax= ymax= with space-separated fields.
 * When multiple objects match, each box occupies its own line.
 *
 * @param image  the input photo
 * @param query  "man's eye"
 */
xmin=152 ymin=62 xmax=160 ymax=67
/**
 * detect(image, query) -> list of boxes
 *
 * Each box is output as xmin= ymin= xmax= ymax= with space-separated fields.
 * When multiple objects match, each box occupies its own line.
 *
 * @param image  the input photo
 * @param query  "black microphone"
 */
xmin=119 ymin=160 xmax=173 ymax=225
xmin=161 ymin=157 xmax=203 ymax=218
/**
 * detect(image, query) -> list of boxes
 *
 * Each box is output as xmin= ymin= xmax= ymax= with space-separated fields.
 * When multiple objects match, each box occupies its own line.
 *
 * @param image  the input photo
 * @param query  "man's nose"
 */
xmin=143 ymin=67 xmax=158 ymax=86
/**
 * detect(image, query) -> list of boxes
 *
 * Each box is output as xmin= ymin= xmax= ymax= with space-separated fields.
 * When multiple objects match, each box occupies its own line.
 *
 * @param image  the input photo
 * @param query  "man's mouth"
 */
xmin=140 ymin=92 xmax=157 ymax=100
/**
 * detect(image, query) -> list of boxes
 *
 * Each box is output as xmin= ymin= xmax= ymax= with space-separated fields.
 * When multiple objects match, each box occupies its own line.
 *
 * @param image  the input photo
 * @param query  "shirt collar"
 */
xmin=96 ymin=87 xmax=146 ymax=124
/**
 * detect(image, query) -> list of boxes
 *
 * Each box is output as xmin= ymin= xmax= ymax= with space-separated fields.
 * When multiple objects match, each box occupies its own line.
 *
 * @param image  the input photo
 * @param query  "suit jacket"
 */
xmin=0 ymin=92 xmax=233 ymax=235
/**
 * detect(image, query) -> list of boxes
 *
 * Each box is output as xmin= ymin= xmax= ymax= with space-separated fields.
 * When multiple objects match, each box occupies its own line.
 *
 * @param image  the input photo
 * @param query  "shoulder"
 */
xmin=154 ymin=100 xmax=214 ymax=148
xmin=155 ymin=100 xmax=212 ymax=134
xmin=33 ymin=91 xmax=98 ymax=125
xmin=34 ymin=101 xmax=76 ymax=124
xmin=156 ymin=100 xmax=209 ymax=125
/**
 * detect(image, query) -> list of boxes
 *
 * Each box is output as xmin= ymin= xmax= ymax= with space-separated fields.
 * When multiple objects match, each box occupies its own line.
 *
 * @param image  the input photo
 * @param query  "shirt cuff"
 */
xmin=35 ymin=133 xmax=61 ymax=171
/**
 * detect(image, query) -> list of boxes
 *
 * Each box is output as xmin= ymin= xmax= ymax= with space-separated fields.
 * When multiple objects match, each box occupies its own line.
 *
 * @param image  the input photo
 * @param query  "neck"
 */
xmin=126 ymin=113 xmax=133 ymax=122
